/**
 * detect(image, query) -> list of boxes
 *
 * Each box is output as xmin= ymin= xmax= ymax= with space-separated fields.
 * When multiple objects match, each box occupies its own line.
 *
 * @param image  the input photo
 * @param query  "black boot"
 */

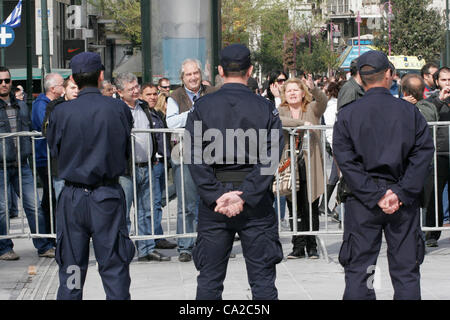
xmin=306 ymin=236 xmax=319 ymax=259
xmin=287 ymin=247 xmax=305 ymax=259
xmin=288 ymin=236 xmax=306 ymax=259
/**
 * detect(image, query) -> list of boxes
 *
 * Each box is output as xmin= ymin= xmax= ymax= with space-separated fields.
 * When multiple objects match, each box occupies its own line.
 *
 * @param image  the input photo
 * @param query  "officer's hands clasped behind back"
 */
xmin=214 ymin=191 xmax=245 ymax=218
xmin=377 ymin=189 xmax=403 ymax=214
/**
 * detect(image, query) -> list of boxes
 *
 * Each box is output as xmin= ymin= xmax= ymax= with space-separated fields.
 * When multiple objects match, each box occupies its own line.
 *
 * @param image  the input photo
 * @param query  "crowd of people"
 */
xmin=262 ymin=61 xmax=449 ymax=251
xmin=0 ymin=46 xmax=448 ymax=300
xmin=0 ymin=56 xmax=449 ymax=261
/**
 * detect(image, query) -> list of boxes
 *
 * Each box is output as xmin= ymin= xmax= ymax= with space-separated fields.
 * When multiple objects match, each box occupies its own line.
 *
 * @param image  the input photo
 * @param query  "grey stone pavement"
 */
xmin=2 ymin=210 xmax=450 ymax=301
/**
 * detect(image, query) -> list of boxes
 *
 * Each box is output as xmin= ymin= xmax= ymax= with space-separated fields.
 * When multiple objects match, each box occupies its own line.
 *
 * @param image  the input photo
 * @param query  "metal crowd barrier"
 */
xmin=274 ymin=125 xmax=343 ymax=241
xmin=0 ymin=122 xmax=448 ymax=257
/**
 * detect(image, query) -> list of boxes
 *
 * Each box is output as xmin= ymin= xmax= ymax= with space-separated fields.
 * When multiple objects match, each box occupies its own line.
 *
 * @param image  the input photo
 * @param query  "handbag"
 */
xmin=273 ymin=132 xmax=301 ymax=196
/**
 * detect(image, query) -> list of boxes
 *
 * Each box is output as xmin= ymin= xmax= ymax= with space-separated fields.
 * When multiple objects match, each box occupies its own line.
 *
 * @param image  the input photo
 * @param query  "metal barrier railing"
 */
xmin=0 ymin=122 xmax=448 ymax=249
xmin=274 ymin=125 xmax=344 ymax=238
xmin=0 ymin=131 xmax=51 ymax=240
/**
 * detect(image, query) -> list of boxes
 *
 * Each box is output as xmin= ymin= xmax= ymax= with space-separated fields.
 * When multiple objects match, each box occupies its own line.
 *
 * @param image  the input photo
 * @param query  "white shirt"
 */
xmin=275 ymin=97 xmax=281 ymax=108
xmin=166 ymin=87 xmax=201 ymax=129
xmin=323 ymin=97 xmax=337 ymax=146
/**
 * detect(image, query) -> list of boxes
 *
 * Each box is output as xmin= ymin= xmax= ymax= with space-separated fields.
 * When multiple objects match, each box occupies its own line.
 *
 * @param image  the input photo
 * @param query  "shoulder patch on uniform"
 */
xmin=272 ymin=108 xmax=279 ymax=117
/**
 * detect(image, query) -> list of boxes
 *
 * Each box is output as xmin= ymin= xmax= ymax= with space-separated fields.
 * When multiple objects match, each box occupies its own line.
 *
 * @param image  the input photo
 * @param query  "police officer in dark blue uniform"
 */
xmin=47 ymin=52 xmax=135 ymax=300
xmin=333 ymin=50 xmax=435 ymax=300
xmin=185 ymin=44 xmax=284 ymax=300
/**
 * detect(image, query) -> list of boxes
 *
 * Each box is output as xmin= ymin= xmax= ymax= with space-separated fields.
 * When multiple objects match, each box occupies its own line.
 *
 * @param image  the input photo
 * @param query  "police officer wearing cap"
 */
xmin=185 ymin=44 xmax=284 ymax=300
xmin=333 ymin=50 xmax=434 ymax=300
xmin=47 ymin=52 xmax=135 ymax=300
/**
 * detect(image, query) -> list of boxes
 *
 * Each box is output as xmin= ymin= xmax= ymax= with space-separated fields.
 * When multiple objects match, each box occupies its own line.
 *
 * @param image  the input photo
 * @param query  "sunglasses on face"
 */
xmin=0 ymin=79 xmax=11 ymax=84
xmin=276 ymin=78 xmax=286 ymax=84
xmin=160 ymin=86 xmax=170 ymax=89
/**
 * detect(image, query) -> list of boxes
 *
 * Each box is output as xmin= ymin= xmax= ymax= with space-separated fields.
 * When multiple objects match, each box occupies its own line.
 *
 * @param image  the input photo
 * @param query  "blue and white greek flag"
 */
xmin=3 ymin=0 xmax=22 ymax=29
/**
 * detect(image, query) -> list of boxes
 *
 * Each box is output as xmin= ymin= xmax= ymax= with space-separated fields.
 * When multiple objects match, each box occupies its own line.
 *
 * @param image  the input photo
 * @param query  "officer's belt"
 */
xmin=65 ymin=177 xmax=119 ymax=190
xmin=337 ymin=176 xmax=397 ymax=203
xmin=372 ymin=177 xmax=397 ymax=185
xmin=215 ymin=170 xmax=251 ymax=187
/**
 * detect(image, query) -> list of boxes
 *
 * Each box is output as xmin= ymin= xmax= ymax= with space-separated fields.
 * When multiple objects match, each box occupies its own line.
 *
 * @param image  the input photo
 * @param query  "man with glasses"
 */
xmin=116 ymin=73 xmax=170 ymax=262
xmin=0 ymin=66 xmax=55 ymax=260
xmin=32 ymin=73 xmax=65 ymax=239
xmin=158 ymin=78 xmax=171 ymax=94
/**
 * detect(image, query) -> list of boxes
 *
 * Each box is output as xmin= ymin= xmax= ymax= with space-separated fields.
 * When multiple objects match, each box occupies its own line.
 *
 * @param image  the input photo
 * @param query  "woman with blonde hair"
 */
xmin=154 ymin=92 xmax=169 ymax=120
xmin=278 ymin=75 xmax=328 ymax=259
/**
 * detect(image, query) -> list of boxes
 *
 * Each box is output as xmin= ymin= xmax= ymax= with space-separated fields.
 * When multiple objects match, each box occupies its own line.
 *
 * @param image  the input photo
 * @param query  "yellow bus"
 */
xmin=388 ymin=55 xmax=426 ymax=77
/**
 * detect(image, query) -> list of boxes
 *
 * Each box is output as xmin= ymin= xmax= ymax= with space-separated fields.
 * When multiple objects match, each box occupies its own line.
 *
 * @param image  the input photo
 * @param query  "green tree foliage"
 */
xmin=222 ymin=0 xmax=292 ymax=73
xmin=374 ymin=0 xmax=445 ymax=62
xmin=91 ymin=0 xmax=141 ymax=46
xmin=254 ymin=8 xmax=291 ymax=73
xmin=222 ymin=0 xmax=335 ymax=75
xmin=281 ymin=31 xmax=339 ymax=75
xmin=221 ymin=0 xmax=254 ymax=45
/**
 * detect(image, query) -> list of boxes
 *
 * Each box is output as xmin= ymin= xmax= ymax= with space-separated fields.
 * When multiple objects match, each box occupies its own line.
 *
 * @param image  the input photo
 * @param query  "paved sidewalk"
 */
xmin=2 ymin=218 xmax=450 ymax=300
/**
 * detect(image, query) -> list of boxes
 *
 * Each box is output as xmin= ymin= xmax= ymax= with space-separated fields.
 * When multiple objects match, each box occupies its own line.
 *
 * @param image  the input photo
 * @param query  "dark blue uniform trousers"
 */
xmin=193 ymin=203 xmax=283 ymax=300
xmin=55 ymin=185 xmax=135 ymax=300
xmin=339 ymin=197 xmax=425 ymax=300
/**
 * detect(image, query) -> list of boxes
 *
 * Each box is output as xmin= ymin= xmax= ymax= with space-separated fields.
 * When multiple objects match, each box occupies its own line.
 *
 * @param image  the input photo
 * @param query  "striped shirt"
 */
xmin=5 ymin=100 xmax=17 ymax=149
xmin=5 ymin=101 xmax=17 ymax=133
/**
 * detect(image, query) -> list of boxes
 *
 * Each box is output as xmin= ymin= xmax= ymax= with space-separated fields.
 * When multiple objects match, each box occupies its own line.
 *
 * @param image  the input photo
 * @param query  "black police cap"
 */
xmin=220 ymin=44 xmax=252 ymax=71
xmin=357 ymin=50 xmax=390 ymax=75
xmin=70 ymin=52 xmax=105 ymax=75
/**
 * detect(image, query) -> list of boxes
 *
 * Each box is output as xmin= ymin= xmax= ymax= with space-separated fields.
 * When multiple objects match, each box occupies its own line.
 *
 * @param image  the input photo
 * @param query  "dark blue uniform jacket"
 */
xmin=185 ymin=83 xmax=284 ymax=209
xmin=46 ymin=88 xmax=133 ymax=185
xmin=333 ymin=87 xmax=435 ymax=209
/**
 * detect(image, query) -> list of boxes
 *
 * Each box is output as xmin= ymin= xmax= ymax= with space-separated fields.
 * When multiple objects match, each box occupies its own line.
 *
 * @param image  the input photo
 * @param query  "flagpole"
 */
xmin=0 ymin=0 xmax=4 ymax=66
xmin=41 ymin=0 xmax=50 ymax=74
xmin=26 ymin=0 xmax=32 ymax=109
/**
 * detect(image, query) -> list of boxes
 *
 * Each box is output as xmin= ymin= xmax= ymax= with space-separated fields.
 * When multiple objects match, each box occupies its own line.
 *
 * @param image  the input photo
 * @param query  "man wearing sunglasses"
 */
xmin=0 ymin=66 xmax=56 ymax=261
xmin=158 ymin=77 xmax=171 ymax=94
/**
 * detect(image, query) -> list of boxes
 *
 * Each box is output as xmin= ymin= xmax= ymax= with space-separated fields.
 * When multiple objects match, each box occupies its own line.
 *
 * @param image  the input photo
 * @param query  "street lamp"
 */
xmin=356 ymin=11 xmax=362 ymax=56
xmin=446 ymin=0 xmax=450 ymax=66
xmin=388 ymin=1 xmax=392 ymax=56
xmin=328 ymin=22 xmax=336 ymax=52
xmin=381 ymin=1 xmax=395 ymax=56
